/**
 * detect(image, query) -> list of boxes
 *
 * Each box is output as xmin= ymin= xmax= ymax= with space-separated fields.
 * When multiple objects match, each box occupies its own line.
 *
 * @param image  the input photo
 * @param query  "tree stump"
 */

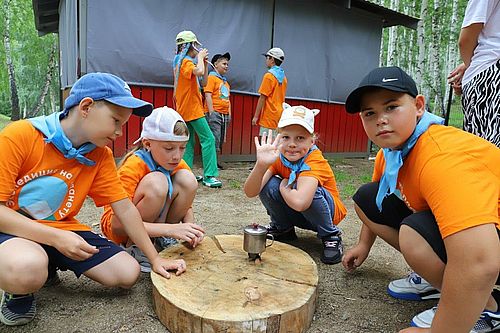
xmin=152 ymin=235 xmax=318 ymax=333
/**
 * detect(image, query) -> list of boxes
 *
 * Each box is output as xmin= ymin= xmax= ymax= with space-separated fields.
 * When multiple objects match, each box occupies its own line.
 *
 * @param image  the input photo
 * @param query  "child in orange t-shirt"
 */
xmin=205 ymin=52 xmax=231 ymax=169
xmin=341 ymin=66 xmax=500 ymax=333
xmin=173 ymin=30 xmax=221 ymax=188
xmin=252 ymin=47 xmax=288 ymax=136
xmin=100 ymin=107 xmax=205 ymax=272
xmin=0 ymin=73 xmax=185 ymax=327
xmin=244 ymin=104 xmax=346 ymax=265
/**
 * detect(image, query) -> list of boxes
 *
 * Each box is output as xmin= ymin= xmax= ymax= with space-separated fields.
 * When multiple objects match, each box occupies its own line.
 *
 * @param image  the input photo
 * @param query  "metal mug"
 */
xmin=243 ymin=224 xmax=274 ymax=254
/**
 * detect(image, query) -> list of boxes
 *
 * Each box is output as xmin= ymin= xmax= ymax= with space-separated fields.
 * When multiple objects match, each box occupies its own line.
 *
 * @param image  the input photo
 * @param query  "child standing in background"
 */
xmin=173 ymin=30 xmax=222 ymax=188
xmin=252 ymin=47 xmax=288 ymax=136
xmin=244 ymin=105 xmax=346 ymax=264
xmin=100 ymin=107 xmax=205 ymax=272
xmin=0 ymin=73 xmax=185 ymax=326
xmin=205 ymin=52 xmax=231 ymax=169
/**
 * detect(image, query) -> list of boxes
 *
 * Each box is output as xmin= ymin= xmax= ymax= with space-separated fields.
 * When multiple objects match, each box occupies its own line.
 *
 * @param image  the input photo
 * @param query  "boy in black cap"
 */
xmin=205 ymin=52 xmax=231 ymax=169
xmin=342 ymin=66 xmax=500 ymax=332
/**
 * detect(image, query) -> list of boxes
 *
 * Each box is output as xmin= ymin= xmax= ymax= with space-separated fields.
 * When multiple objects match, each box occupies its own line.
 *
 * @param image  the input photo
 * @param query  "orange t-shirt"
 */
xmin=204 ymin=74 xmax=231 ymax=114
xmin=100 ymin=154 xmax=191 ymax=244
xmin=269 ymin=149 xmax=347 ymax=225
xmin=174 ymin=58 xmax=204 ymax=122
xmin=257 ymin=72 xmax=288 ymax=129
xmin=0 ymin=120 xmax=128 ymax=231
xmin=372 ymin=125 xmax=500 ymax=239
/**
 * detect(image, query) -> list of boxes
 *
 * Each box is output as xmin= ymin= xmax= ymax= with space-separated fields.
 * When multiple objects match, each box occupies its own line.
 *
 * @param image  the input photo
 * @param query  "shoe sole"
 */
xmin=203 ymin=183 xmax=222 ymax=188
xmin=387 ymin=287 xmax=441 ymax=301
xmin=320 ymin=255 xmax=342 ymax=265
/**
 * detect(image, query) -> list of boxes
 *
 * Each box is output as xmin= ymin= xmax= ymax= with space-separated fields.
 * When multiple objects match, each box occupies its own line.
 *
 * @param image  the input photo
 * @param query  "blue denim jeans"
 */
xmin=259 ymin=176 xmax=341 ymax=239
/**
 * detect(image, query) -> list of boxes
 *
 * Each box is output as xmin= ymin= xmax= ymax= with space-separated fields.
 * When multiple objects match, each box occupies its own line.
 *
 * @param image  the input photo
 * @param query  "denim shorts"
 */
xmin=0 ymin=231 xmax=123 ymax=277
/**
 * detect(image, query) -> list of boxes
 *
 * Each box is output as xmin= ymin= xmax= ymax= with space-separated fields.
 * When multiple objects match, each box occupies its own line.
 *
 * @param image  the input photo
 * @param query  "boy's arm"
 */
xmin=458 ymin=23 xmax=483 ymax=68
xmin=205 ymin=92 xmax=215 ymax=114
xmin=111 ymin=198 xmax=186 ymax=278
xmin=278 ymin=176 xmax=318 ymax=211
xmin=430 ymin=223 xmax=499 ymax=333
xmin=0 ymin=203 xmax=99 ymax=260
xmin=253 ymin=94 xmax=266 ymax=125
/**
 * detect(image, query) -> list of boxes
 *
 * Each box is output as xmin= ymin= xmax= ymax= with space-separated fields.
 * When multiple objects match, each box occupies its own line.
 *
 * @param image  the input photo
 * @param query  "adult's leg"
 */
xmin=189 ymin=117 xmax=218 ymax=177
xmin=462 ymin=60 xmax=500 ymax=147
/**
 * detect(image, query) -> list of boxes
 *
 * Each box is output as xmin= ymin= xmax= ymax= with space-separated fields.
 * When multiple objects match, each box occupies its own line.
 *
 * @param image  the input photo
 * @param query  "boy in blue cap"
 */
xmin=342 ymin=66 xmax=500 ymax=333
xmin=0 ymin=73 xmax=186 ymax=326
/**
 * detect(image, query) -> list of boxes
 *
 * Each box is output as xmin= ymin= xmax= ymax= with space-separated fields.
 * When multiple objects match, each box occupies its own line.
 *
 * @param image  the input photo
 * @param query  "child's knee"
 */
xmin=174 ymin=170 xmax=197 ymax=194
xmin=139 ymin=172 xmax=169 ymax=200
xmin=2 ymin=254 xmax=48 ymax=291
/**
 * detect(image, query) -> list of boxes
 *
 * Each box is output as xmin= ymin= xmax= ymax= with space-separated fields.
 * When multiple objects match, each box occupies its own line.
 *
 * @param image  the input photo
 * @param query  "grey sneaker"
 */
xmin=124 ymin=245 xmax=151 ymax=273
xmin=154 ymin=236 xmax=178 ymax=251
xmin=0 ymin=291 xmax=36 ymax=326
xmin=388 ymin=272 xmax=441 ymax=301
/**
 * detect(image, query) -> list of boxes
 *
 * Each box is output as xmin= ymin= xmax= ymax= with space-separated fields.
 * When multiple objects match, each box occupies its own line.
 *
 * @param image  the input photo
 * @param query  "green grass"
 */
xmin=328 ymin=159 xmax=373 ymax=199
xmin=228 ymin=179 xmax=242 ymax=189
xmin=0 ymin=114 xmax=11 ymax=131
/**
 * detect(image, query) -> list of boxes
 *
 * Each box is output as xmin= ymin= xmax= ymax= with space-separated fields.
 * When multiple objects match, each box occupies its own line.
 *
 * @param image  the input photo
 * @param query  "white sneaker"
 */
xmin=124 ymin=245 xmax=151 ymax=273
xmin=387 ymin=272 xmax=441 ymax=300
xmin=411 ymin=306 xmax=500 ymax=332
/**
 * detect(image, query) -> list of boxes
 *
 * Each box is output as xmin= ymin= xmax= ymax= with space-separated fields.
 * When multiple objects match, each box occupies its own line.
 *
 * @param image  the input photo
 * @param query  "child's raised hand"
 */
xmin=254 ymin=130 xmax=281 ymax=167
xmin=54 ymin=229 xmax=99 ymax=261
xmin=151 ymin=257 xmax=187 ymax=279
xmin=198 ymin=48 xmax=209 ymax=61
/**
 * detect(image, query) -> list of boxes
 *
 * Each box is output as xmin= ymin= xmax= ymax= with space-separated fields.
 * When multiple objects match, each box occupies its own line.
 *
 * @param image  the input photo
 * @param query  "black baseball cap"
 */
xmin=211 ymin=52 xmax=231 ymax=65
xmin=345 ymin=66 xmax=418 ymax=114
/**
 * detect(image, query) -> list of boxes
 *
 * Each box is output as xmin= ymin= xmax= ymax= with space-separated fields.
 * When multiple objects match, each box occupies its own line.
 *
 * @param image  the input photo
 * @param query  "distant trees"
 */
xmin=375 ymin=0 xmax=466 ymax=116
xmin=0 ymin=0 xmax=59 ymax=119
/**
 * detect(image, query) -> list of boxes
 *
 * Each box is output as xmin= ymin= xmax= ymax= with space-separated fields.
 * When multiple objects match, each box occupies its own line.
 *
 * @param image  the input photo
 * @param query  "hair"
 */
xmin=274 ymin=59 xmax=283 ymax=66
xmin=117 ymin=120 xmax=188 ymax=168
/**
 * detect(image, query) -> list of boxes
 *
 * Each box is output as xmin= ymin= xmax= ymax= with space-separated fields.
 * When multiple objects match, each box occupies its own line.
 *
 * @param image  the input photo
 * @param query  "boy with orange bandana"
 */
xmin=0 ymin=73 xmax=186 ymax=327
xmin=252 ymin=47 xmax=288 ymax=135
xmin=245 ymin=105 xmax=346 ymax=265
xmin=341 ymin=66 xmax=500 ymax=333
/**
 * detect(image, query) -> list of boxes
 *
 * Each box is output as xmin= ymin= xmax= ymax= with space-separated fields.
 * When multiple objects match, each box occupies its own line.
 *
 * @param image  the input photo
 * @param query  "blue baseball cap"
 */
xmin=63 ymin=72 xmax=153 ymax=117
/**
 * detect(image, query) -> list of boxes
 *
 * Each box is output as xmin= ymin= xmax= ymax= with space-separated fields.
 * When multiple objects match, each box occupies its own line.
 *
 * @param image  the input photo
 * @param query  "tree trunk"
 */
xmin=387 ymin=0 xmax=400 ymax=65
xmin=27 ymin=41 xmax=58 ymax=118
xmin=446 ymin=0 xmax=460 ymax=74
xmin=415 ymin=0 xmax=429 ymax=92
xmin=3 ymin=0 xmax=21 ymax=121
xmin=430 ymin=0 xmax=445 ymax=115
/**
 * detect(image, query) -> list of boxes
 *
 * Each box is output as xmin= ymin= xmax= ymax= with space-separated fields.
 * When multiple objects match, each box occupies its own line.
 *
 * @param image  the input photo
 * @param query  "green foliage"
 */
xmin=0 ymin=0 xmax=59 ymax=118
xmin=0 ymin=113 xmax=11 ymax=131
xmin=228 ymin=179 xmax=242 ymax=190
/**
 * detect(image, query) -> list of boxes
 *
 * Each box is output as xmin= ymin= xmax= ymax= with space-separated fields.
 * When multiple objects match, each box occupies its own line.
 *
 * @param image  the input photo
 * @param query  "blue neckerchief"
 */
xmin=134 ymin=149 xmax=173 ymax=199
xmin=279 ymin=145 xmax=318 ymax=186
xmin=173 ymin=44 xmax=200 ymax=93
xmin=209 ymin=71 xmax=227 ymax=83
xmin=375 ymin=112 xmax=444 ymax=211
xmin=29 ymin=112 xmax=96 ymax=166
xmin=268 ymin=65 xmax=285 ymax=84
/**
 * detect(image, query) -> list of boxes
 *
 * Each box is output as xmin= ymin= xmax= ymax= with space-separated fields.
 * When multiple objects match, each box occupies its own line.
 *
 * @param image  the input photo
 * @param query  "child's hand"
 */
xmin=254 ymin=130 xmax=281 ymax=167
xmin=341 ymin=244 xmax=370 ymax=273
xmin=198 ymin=48 xmax=209 ymax=61
xmin=54 ymin=230 xmax=99 ymax=261
xmin=151 ymin=257 xmax=187 ymax=279
xmin=252 ymin=116 xmax=258 ymax=126
xmin=168 ymin=223 xmax=205 ymax=248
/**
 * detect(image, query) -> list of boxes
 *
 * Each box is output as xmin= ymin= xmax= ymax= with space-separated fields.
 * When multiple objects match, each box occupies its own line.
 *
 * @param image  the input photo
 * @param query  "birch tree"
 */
xmin=3 ymin=0 xmax=20 ymax=121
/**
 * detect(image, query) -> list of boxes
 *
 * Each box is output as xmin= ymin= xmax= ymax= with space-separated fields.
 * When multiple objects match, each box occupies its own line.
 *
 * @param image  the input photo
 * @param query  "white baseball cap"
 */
xmin=278 ymin=104 xmax=320 ymax=134
xmin=263 ymin=47 xmax=285 ymax=61
xmin=133 ymin=106 xmax=189 ymax=144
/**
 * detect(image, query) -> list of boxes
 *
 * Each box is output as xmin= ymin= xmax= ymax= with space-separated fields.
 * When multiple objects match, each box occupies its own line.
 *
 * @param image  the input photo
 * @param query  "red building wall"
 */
xmin=110 ymin=86 xmax=369 ymax=159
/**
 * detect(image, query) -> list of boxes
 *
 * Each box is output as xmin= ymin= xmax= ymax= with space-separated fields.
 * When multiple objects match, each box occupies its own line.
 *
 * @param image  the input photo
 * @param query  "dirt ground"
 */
xmin=4 ymin=158 xmax=438 ymax=333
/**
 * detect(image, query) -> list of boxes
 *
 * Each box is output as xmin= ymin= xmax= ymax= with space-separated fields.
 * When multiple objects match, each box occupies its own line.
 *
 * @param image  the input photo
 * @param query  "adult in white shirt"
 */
xmin=448 ymin=0 xmax=500 ymax=147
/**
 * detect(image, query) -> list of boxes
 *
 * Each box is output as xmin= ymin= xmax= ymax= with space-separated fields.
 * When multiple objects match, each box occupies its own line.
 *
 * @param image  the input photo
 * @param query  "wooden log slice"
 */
xmin=152 ymin=235 xmax=318 ymax=333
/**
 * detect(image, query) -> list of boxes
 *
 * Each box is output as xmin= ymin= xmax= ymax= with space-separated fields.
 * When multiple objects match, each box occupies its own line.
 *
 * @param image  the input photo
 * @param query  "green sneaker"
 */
xmin=202 ymin=176 xmax=222 ymax=188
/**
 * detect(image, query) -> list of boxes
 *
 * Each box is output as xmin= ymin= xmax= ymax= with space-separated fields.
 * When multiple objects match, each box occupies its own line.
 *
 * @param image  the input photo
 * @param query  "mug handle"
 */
xmin=266 ymin=234 xmax=274 ymax=247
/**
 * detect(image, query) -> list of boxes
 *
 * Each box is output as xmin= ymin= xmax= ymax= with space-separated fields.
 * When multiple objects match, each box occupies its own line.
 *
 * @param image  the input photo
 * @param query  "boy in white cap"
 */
xmin=252 ymin=47 xmax=288 ymax=136
xmin=244 ymin=104 xmax=346 ymax=264
xmin=0 ymin=73 xmax=186 ymax=326
xmin=101 ymin=106 xmax=205 ymax=272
